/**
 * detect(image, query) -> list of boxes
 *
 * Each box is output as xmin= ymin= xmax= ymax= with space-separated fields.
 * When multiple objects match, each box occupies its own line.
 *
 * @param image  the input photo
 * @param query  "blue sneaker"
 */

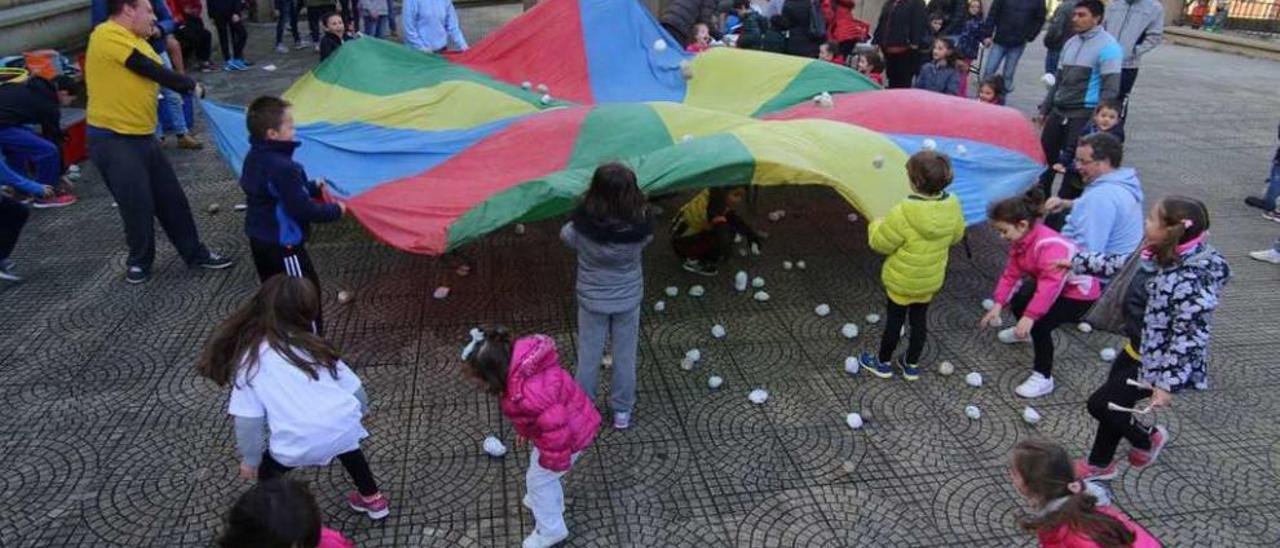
xmin=859 ymin=352 xmax=893 ymax=379
xmin=896 ymin=356 xmax=920 ymax=381
xmin=223 ymin=59 xmax=243 ymax=71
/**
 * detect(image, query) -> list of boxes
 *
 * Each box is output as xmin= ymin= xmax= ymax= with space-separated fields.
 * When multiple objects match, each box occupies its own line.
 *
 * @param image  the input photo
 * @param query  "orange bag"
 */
xmin=23 ymin=49 xmax=61 ymax=79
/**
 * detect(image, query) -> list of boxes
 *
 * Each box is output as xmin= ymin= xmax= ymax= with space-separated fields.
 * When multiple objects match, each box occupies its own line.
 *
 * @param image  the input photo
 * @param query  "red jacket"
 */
xmin=823 ymin=0 xmax=863 ymax=42
xmin=1037 ymin=505 xmax=1161 ymax=547
xmin=500 ymin=336 xmax=601 ymax=472
xmin=993 ymin=222 xmax=1099 ymax=320
xmin=172 ymin=0 xmax=204 ymax=17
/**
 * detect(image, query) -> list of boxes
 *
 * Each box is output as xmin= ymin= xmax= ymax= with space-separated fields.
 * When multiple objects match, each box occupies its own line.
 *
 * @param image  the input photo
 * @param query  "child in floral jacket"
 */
xmin=1066 ymin=196 xmax=1230 ymax=484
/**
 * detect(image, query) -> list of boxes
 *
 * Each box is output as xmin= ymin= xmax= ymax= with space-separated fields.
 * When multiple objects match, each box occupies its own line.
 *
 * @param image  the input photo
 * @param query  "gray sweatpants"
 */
xmin=575 ymin=305 xmax=640 ymax=414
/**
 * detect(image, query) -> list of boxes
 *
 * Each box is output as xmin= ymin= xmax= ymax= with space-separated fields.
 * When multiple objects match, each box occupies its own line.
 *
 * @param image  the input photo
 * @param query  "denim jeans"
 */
xmin=274 ymin=0 xmax=300 ymax=44
xmin=1044 ymin=47 xmax=1060 ymax=75
xmin=156 ymin=52 xmax=188 ymax=136
xmin=362 ymin=14 xmax=388 ymax=38
xmin=982 ymin=43 xmax=1026 ymax=92
xmin=386 ymin=0 xmax=396 ymax=32
xmin=1265 ymin=158 xmax=1280 ymax=211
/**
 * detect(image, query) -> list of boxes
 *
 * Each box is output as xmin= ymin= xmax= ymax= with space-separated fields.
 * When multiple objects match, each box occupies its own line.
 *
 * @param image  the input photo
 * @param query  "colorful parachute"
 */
xmin=203 ymin=0 xmax=1043 ymax=255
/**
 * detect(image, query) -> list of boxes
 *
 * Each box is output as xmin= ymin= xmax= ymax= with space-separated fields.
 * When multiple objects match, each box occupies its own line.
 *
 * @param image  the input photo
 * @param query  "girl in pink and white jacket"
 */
xmin=463 ymin=327 xmax=601 ymax=548
xmin=980 ymin=190 xmax=1100 ymax=399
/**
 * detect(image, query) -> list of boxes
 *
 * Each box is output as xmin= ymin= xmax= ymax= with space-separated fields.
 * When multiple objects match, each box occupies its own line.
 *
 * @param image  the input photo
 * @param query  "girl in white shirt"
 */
xmin=198 ymin=274 xmax=389 ymax=520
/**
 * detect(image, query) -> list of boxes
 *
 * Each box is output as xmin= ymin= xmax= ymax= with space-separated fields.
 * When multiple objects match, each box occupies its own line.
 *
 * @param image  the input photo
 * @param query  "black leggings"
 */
xmin=1037 ymin=111 xmax=1089 ymax=198
xmin=176 ymin=19 xmax=213 ymax=64
xmin=212 ymin=15 xmax=247 ymax=61
xmin=1085 ymin=349 xmax=1154 ymax=467
xmin=250 ymin=240 xmax=324 ymax=334
xmin=883 ymin=50 xmax=920 ymax=89
xmin=259 ymin=449 xmax=379 ymax=496
xmin=878 ymin=299 xmax=928 ymax=364
xmin=1010 ymin=292 xmax=1093 ymax=377
xmin=0 ymin=195 xmax=30 ymax=261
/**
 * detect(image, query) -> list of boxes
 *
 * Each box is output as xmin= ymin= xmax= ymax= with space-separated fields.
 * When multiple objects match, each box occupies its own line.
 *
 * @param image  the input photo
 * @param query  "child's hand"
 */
xmin=1044 ymin=197 xmax=1069 ymax=213
xmin=1049 ymin=259 xmax=1072 ymax=271
xmin=1052 ymin=163 xmax=1066 ymax=173
xmin=1014 ymin=316 xmax=1034 ymax=340
xmin=238 ymin=462 xmax=256 ymax=480
xmin=1149 ymin=388 xmax=1173 ymax=408
xmin=231 ymin=13 xmax=240 ymax=23
xmin=39 ymin=185 xmax=55 ymax=198
xmin=978 ymin=305 xmax=1002 ymax=329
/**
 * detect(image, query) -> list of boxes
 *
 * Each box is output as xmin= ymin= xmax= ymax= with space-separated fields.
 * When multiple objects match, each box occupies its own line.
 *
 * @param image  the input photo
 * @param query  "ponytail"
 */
xmin=462 ymin=326 xmax=515 ymax=396
xmin=1150 ymin=196 xmax=1209 ymax=267
xmin=1012 ymin=440 xmax=1135 ymax=547
xmin=988 ymin=187 xmax=1046 ymax=225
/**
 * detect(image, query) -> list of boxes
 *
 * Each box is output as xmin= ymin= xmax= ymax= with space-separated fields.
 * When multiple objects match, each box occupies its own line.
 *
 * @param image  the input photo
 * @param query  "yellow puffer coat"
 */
xmin=868 ymin=193 xmax=966 ymax=305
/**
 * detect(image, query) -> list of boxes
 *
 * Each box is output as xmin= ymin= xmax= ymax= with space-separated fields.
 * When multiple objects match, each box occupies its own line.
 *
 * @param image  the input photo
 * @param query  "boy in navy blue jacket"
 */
xmin=240 ymin=96 xmax=345 ymax=331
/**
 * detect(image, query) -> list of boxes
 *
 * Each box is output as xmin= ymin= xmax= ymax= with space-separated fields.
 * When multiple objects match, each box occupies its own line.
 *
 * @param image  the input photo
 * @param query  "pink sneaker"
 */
xmin=1128 ymin=425 xmax=1168 ymax=468
xmin=32 ymin=194 xmax=77 ymax=209
xmin=1073 ymin=459 xmax=1119 ymax=482
xmin=347 ymin=492 xmax=390 ymax=520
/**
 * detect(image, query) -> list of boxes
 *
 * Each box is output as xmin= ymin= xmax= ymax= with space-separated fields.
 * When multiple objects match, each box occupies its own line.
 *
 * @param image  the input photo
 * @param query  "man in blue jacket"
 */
xmin=980 ymin=0 xmax=1045 ymax=93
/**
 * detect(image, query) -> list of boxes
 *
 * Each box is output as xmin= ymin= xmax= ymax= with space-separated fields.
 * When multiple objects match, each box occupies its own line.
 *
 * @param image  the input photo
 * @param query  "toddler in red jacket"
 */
xmin=463 ymin=327 xmax=601 ymax=548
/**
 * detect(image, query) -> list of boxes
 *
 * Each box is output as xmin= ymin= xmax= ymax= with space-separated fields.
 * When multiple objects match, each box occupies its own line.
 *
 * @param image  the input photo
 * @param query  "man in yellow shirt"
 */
xmin=87 ymin=0 xmax=233 ymax=284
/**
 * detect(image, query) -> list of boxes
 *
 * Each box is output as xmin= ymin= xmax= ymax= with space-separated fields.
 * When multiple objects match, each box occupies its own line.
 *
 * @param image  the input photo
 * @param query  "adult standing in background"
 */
xmin=980 ymin=0 xmax=1045 ymax=93
xmin=86 ymin=0 xmax=234 ymax=284
xmin=1103 ymin=0 xmax=1163 ymax=122
xmin=660 ymin=0 xmax=719 ymax=47
xmin=402 ymin=0 xmax=468 ymax=53
xmin=782 ymin=0 xmax=822 ymax=58
xmin=873 ymin=0 xmax=929 ymax=88
xmin=1041 ymin=0 xmax=1077 ymax=75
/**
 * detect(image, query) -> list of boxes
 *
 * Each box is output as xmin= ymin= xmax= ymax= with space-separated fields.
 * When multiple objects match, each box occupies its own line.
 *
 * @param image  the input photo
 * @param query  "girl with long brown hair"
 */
xmin=197 ymin=274 xmax=390 ymax=520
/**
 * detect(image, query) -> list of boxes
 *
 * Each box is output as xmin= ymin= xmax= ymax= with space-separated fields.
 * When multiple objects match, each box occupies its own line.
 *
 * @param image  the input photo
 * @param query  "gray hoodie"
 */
xmin=1103 ymin=0 xmax=1164 ymax=69
xmin=561 ymin=221 xmax=653 ymax=314
xmin=1063 ymin=167 xmax=1144 ymax=257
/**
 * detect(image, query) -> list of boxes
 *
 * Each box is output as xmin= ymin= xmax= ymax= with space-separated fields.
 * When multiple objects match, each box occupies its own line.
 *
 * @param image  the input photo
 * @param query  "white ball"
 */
xmin=734 ymin=271 xmax=749 ymax=291
xmin=752 ymin=276 xmax=766 ymax=288
xmin=846 ymin=413 xmax=864 ymax=429
xmin=680 ymin=357 xmax=695 ymax=371
xmin=678 ymin=60 xmax=693 ymax=80
xmin=682 ymin=134 xmax=694 ymax=143
xmin=865 ymin=314 xmax=881 ymax=324
xmin=768 ymin=211 xmax=783 ymax=222
xmin=711 ymin=324 xmax=727 ymax=339
xmin=817 ymin=95 xmax=834 ymax=109
xmin=965 ymin=405 xmax=982 ymax=420
xmin=540 ymin=94 xmax=553 ymax=105
xmin=753 ymin=291 xmax=771 ymax=302
xmin=521 ymin=81 xmax=532 ymax=90
xmin=1042 ymin=73 xmax=1056 ymax=88
xmin=872 ymin=155 xmax=885 ymax=169
xmin=965 ymin=372 xmax=983 ymax=387
xmin=433 ymin=286 xmax=450 ymax=300
xmin=783 ymin=261 xmax=794 ymax=270
xmin=482 ymin=436 xmax=507 ymax=457
xmin=708 ymin=375 xmax=724 ymax=389
xmin=233 ymin=203 xmax=248 ymax=211
xmin=689 ymin=285 xmax=706 ymax=297
xmin=1100 ymin=347 xmax=1117 ymax=362
xmin=685 ymin=349 xmax=702 ymax=362
xmin=748 ymin=388 xmax=769 ymax=404
xmin=1022 ymin=406 xmax=1043 ymax=425
xmin=841 ymin=323 xmax=859 ymax=339
xmin=922 ymin=138 xmax=938 ymax=151
xmin=734 ymin=234 xmax=744 ymax=244
xmin=738 ymin=248 xmax=748 ymax=257
xmin=665 ymin=286 xmax=679 ymax=297
xmin=514 ymin=223 xmax=527 ymax=234
xmin=844 ymin=356 xmax=859 ymax=374
xmin=981 ymin=299 xmax=995 ymax=311
xmin=653 ymin=38 xmax=668 ymax=52
xmin=955 ymin=144 xmax=968 ymax=157
xmin=654 ymin=300 xmax=666 ymax=312
xmin=337 ymin=290 xmax=352 ymax=304
xmin=1077 ymin=322 xmax=1094 ymax=333
xmin=847 ymin=213 xmax=860 ymax=223
xmin=815 ymin=304 xmax=831 ymax=317
xmin=536 ymin=83 xmax=549 ymax=93
xmin=751 ymin=242 xmax=762 ymax=256
xmin=207 ymin=203 xmax=221 ymax=214
xmin=796 ymin=260 xmax=807 ymax=270
xmin=938 ymin=361 xmax=955 ymax=376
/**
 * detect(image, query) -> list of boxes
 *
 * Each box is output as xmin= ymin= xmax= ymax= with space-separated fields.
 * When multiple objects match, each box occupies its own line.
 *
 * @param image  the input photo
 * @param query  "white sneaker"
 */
xmin=1249 ymin=249 xmax=1280 ymax=264
xmin=997 ymin=327 xmax=1030 ymax=344
xmin=1015 ymin=372 xmax=1055 ymax=398
xmin=613 ymin=412 xmax=631 ymax=430
xmin=522 ymin=529 xmax=568 ymax=548
xmin=274 ymin=43 xmax=288 ymax=53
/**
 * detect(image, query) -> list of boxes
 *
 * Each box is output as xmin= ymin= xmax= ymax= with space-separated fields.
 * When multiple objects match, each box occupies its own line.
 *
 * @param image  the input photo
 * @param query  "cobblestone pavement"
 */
xmin=3 ymin=8 xmax=1280 ymax=547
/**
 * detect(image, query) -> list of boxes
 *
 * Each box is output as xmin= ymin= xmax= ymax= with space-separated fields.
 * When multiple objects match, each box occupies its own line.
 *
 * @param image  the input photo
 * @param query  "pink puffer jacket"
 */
xmin=993 ymin=222 xmax=1100 ymax=320
xmin=500 ymin=335 xmax=601 ymax=472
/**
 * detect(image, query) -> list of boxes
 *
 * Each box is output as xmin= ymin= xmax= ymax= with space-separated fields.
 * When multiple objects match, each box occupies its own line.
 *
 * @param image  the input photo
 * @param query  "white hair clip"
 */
xmin=461 ymin=328 xmax=485 ymax=360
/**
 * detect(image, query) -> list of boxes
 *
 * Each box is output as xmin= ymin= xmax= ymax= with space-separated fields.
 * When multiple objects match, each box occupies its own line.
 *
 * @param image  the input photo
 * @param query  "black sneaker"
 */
xmin=194 ymin=252 xmax=234 ymax=270
xmin=1245 ymin=195 xmax=1270 ymax=210
xmin=125 ymin=266 xmax=150 ymax=284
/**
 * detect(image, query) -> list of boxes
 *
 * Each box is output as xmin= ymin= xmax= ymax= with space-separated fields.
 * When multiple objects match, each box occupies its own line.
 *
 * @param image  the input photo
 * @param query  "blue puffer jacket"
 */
xmin=239 ymin=139 xmax=342 ymax=247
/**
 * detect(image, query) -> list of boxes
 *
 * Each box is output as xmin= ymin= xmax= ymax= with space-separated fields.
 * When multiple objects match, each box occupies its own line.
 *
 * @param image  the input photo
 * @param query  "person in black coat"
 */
xmin=874 ymin=0 xmax=930 ymax=88
xmin=979 ymin=0 xmax=1046 ymax=92
xmin=660 ymin=0 xmax=719 ymax=47
xmin=781 ymin=0 xmax=823 ymax=58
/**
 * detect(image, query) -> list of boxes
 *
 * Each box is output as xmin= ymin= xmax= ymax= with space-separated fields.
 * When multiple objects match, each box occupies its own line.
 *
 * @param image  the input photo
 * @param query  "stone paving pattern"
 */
xmin=3 ymin=7 xmax=1280 ymax=547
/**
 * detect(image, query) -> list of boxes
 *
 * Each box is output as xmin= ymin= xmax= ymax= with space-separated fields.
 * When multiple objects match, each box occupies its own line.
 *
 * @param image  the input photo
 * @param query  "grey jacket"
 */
xmin=1103 ymin=0 xmax=1164 ymax=69
xmin=561 ymin=221 xmax=653 ymax=314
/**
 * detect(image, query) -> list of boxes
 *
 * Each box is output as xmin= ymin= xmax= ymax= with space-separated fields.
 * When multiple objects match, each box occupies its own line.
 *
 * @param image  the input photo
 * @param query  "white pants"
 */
xmin=526 ymin=448 xmax=581 ymax=538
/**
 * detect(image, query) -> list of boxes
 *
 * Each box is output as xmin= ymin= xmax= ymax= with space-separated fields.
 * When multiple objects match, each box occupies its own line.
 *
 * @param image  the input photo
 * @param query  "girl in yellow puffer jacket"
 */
xmin=859 ymin=150 xmax=967 ymax=381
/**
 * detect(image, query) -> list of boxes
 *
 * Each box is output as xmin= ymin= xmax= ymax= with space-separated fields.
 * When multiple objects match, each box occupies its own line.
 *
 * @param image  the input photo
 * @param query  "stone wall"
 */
xmin=0 ymin=0 xmax=90 ymax=54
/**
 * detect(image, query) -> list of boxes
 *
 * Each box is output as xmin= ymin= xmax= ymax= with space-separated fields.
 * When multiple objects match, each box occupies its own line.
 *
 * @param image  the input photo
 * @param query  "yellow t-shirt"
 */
xmin=86 ymin=20 xmax=162 ymax=135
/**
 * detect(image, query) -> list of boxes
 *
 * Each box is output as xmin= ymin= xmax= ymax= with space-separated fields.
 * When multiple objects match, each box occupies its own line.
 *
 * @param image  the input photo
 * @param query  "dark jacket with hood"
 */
xmin=0 ymin=76 xmax=64 ymax=143
xmin=873 ymin=0 xmax=929 ymax=51
xmin=782 ymin=0 xmax=823 ymax=57
xmin=560 ymin=210 xmax=654 ymax=314
xmin=239 ymin=138 xmax=343 ymax=247
xmin=1042 ymin=0 xmax=1078 ymax=51
xmin=984 ymin=0 xmax=1046 ymax=47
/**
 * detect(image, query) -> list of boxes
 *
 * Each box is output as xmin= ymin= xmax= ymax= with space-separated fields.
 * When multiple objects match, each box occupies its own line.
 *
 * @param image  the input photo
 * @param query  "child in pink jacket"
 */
xmin=463 ymin=327 xmax=601 ymax=548
xmin=980 ymin=190 xmax=1099 ymax=399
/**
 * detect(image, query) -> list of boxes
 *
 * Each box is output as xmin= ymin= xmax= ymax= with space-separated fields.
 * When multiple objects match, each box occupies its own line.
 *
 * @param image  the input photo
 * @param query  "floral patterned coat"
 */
xmin=1072 ymin=243 xmax=1231 ymax=392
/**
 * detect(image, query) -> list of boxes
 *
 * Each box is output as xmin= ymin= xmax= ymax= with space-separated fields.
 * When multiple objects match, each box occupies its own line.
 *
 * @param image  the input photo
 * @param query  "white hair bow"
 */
xmin=461 ymin=328 xmax=485 ymax=360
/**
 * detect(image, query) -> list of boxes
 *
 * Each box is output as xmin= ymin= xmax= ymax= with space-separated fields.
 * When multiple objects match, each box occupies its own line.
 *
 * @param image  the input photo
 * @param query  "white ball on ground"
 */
xmin=653 ymin=38 xmax=668 ymax=52
xmin=865 ymin=313 xmax=881 ymax=324
xmin=846 ymin=413 xmax=864 ymax=429
xmin=1023 ymin=406 xmax=1043 ymax=425
xmin=796 ymin=260 xmax=806 ymax=270
xmin=847 ymin=212 xmax=860 ymax=223
xmin=680 ymin=357 xmax=695 ymax=371
xmin=514 ymin=223 xmax=526 ymax=234
xmin=844 ymin=356 xmax=859 ymax=374
xmin=654 ymin=300 xmax=666 ymax=312
xmin=482 ymin=436 xmax=507 ymax=457
xmin=734 ymin=234 xmax=744 ymax=244
xmin=738 ymin=248 xmax=748 ymax=257
xmin=433 ymin=286 xmax=450 ymax=300
xmin=753 ymin=291 xmax=770 ymax=302
xmin=815 ymin=304 xmax=831 ymax=317
xmin=207 ymin=203 xmax=221 ymax=214
xmin=708 ymin=375 xmax=724 ymax=389
xmin=337 ymin=290 xmax=353 ymax=304
xmin=752 ymin=276 xmax=766 ymax=288
xmin=711 ymin=324 xmax=727 ymax=338
xmin=981 ymin=298 xmax=995 ymax=311
xmin=1077 ymin=322 xmax=1093 ymax=333
xmin=841 ymin=323 xmax=859 ymax=339
xmin=965 ymin=405 xmax=982 ymax=420
xmin=751 ymin=242 xmax=761 ymax=256
xmin=234 ymin=203 xmax=248 ymax=211
xmin=1100 ymin=347 xmax=1117 ymax=362
xmin=735 ymin=271 xmax=748 ymax=291
xmin=783 ymin=261 xmax=794 ymax=270
xmin=665 ymin=286 xmax=679 ymax=297
xmin=685 ymin=349 xmax=701 ymax=362
xmin=965 ymin=372 xmax=983 ymax=387
xmin=455 ymin=264 xmax=471 ymax=277
xmin=938 ymin=360 xmax=955 ymax=376
xmin=689 ymin=285 xmax=705 ymax=297
xmin=748 ymin=388 xmax=769 ymax=404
